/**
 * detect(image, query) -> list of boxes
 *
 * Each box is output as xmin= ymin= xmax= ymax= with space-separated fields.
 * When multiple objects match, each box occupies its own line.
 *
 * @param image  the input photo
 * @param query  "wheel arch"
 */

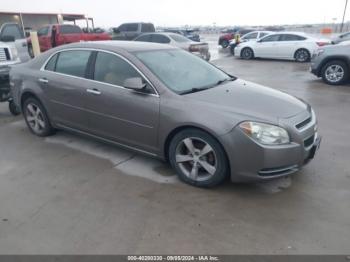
xmin=20 ymin=91 xmax=44 ymax=111
xmin=317 ymin=56 xmax=350 ymax=77
xmin=163 ymin=125 xmax=230 ymax=172
xmin=294 ymin=48 xmax=311 ymax=59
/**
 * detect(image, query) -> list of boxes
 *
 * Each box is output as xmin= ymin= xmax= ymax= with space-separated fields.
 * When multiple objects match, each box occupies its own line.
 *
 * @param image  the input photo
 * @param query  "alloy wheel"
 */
xmin=26 ymin=103 xmax=46 ymax=134
xmin=295 ymin=49 xmax=309 ymax=62
xmin=325 ymin=65 xmax=345 ymax=83
xmin=175 ymin=137 xmax=217 ymax=182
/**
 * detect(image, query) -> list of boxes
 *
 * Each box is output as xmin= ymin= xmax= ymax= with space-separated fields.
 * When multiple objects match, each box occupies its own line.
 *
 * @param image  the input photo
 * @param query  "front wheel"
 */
xmin=294 ymin=49 xmax=310 ymax=62
xmin=169 ymin=129 xmax=229 ymax=188
xmin=8 ymin=100 xmax=20 ymax=116
xmin=241 ymin=47 xmax=254 ymax=60
xmin=321 ymin=60 xmax=349 ymax=85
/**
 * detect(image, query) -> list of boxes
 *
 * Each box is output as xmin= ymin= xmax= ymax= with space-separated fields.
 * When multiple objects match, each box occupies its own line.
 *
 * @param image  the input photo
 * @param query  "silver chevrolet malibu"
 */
xmin=9 ymin=41 xmax=321 ymax=188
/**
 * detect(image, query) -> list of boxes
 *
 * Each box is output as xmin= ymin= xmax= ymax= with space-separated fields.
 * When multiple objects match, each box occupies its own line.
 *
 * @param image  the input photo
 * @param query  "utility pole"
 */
xmin=340 ymin=0 xmax=348 ymax=32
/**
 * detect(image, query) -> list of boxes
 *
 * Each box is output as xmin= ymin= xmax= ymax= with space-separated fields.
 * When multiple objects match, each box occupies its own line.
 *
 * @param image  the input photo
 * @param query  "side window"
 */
xmin=55 ymin=50 xmax=91 ymax=78
xmin=151 ymin=34 xmax=171 ymax=44
xmin=1 ymin=24 xmax=24 ymax=39
xmin=261 ymin=34 xmax=280 ymax=42
xmin=37 ymin=27 xmax=49 ymax=37
xmin=135 ymin=34 xmax=152 ymax=42
xmin=45 ymin=54 xmax=58 ymax=71
xmin=118 ymin=24 xmax=127 ymax=32
xmin=60 ymin=25 xmax=82 ymax=34
xmin=94 ymin=52 xmax=142 ymax=87
xmin=280 ymin=34 xmax=306 ymax=41
xmin=141 ymin=23 xmax=155 ymax=32
xmin=126 ymin=23 xmax=139 ymax=32
xmin=259 ymin=32 xmax=269 ymax=38
xmin=244 ymin=32 xmax=258 ymax=40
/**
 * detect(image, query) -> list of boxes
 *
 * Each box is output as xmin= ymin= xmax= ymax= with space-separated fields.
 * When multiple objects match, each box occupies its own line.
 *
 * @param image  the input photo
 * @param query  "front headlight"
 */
xmin=315 ymin=49 xmax=325 ymax=57
xmin=10 ymin=47 xmax=19 ymax=61
xmin=239 ymin=122 xmax=290 ymax=145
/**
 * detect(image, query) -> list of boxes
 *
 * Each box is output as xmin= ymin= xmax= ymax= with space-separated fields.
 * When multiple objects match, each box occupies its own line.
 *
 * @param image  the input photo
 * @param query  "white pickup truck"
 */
xmin=0 ymin=23 xmax=31 ymax=114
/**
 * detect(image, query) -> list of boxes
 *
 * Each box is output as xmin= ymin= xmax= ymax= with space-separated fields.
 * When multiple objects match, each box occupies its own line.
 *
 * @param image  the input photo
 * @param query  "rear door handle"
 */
xmin=38 ymin=78 xmax=49 ymax=84
xmin=86 ymin=88 xmax=101 ymax=95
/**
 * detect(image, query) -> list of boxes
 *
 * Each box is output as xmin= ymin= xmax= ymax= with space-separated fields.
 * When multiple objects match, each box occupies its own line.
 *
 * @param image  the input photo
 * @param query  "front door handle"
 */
xmin=38 ymin=78 xmax=49 ymax=84
xmin=86 ymin=88 xmax=102 ymax=95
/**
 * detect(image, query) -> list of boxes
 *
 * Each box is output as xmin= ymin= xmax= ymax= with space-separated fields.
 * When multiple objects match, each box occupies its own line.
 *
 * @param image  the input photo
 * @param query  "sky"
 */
xmin=1 ymin=0 xmax=349 ymax=27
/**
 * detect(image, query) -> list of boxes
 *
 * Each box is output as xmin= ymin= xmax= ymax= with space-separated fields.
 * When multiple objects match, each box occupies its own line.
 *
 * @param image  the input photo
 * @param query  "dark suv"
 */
xmin=110 ymin=23 xmax=155 ymax=40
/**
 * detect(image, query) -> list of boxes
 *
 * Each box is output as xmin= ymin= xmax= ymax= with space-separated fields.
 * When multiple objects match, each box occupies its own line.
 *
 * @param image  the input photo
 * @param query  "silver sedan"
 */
xmin=10 ymin=41 xmax=320 ymax=187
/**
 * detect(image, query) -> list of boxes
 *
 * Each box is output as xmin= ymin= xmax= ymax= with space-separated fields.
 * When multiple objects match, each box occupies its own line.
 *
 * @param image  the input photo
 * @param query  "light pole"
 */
xmin=340 ymin=0 xmax=348 ymax=32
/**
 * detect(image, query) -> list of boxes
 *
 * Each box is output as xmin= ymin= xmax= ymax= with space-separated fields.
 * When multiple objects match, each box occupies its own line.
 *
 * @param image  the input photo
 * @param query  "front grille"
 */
xmin=0 ymin=48 xmax=9 ymax=62
xmin=296 ymin=116 xmax=312 ymax=130
xmin=304 ymin=135 xmax=315 ymax=148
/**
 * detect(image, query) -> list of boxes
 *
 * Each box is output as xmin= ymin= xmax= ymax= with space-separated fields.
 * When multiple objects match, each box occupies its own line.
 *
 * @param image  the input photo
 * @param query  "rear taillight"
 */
xmin=189 ymin=45 xmax=200 ymax=52
xmin=316 ymin=42 xmax=329 ymax=47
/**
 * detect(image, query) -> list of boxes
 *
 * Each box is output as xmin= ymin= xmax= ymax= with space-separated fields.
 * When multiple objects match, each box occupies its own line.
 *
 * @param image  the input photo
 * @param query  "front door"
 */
xmin=254 ymin=34 xmax=281 ymax=58
xmin=84 ymin=51 xmax=160 ymax=152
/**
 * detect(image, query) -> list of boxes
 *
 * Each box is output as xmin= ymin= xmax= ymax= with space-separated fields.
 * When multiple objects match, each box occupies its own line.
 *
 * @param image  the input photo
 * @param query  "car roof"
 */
xmin=57 ymin=40 xmax=177 ymax=52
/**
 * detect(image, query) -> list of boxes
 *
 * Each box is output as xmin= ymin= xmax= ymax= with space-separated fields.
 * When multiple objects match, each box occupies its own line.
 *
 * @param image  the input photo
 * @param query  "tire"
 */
xmin=8 ymin=101 xmax=20 ymax=116
xmin=169 ymin=128 xmax=229 ymax=188
xmin=241 ymin=47 xmax=254 ymax=60
xmin=294 ymin=48 xmax=310 ymax=62
xmin=23 ymin=97 xmax=54 ymax=137
xmin=321 ymin=60 xmax=349 ymax=85
xmin=221 ymin=40 xmax=229 ymax=48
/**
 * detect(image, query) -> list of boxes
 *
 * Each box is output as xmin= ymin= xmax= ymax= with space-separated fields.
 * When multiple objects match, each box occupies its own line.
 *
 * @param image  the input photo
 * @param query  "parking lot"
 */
xmin=0 ymin=35 xmax=350 ymax=254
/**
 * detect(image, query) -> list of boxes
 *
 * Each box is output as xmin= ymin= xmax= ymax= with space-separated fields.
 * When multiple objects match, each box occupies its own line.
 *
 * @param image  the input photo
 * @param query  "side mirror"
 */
xmin=257 ymin=39 xmax=262 ymax=43
xmin=0 ymin=35 xmax=15 ymax=42
xmin=123 ymin=77 xmax=146 ymax=90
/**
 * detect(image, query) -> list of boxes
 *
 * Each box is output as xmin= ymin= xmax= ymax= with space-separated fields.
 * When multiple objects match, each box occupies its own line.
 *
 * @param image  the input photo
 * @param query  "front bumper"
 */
xmin=0 ymin=67 xmax=10 ymax=101
xmin=220 ymin=110 xmax=321 ymax=182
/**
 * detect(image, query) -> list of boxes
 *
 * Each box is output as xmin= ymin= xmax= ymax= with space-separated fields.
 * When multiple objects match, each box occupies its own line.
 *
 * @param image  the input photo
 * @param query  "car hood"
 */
xmin=185 ymin=79 xmax=308 ymax=122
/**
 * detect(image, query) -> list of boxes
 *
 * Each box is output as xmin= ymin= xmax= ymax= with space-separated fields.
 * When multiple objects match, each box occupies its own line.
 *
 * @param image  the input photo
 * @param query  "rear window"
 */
xmin=135 ymin=34 xmax=152 ymax=42
xmin=60 ymin=25 xmax=82 ymax=34
xmin=37 ymin=26 xmax=49 ymax=37
xmin=141 ymin=23 xmax=155 ymax=33
xmin=169 ymin=34 xmax=191 ymax=43
xmin=1 ymin=24 xmax=24 ymax=39
xmin=151 ymin=34 xmax=171 ymax=44
xmin=54 ymin=50 xmax=91 ymax=78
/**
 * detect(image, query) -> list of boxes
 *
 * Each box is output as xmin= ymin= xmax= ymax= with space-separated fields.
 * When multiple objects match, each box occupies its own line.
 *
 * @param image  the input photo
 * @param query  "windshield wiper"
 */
xmin=180 ymin=87 xmax=210 ymax=95
xmin=216 ymin=77 xmax=236 ymax=86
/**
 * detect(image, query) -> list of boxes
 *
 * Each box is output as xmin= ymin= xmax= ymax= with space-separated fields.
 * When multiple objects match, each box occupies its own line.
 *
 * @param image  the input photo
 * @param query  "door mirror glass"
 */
xmin=0 ymin=35 xmax=15 ymax=42
xmin=123 ymin=77 xmax=146 ymax=90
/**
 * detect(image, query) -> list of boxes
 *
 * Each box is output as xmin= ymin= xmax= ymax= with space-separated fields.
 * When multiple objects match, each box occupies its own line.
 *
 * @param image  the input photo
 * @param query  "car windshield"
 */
xmin=135 ymin=49 xmax=234 ymax=94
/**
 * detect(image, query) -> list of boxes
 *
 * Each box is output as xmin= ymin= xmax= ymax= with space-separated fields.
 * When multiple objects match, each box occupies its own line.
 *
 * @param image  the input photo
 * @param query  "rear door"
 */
xmin=254 ymin=34 xmax=281 ymax=58
xmin=84 ymin=51 xmax=160 ymax=152
xmin=57 ymin=25 xmax=83 ymax=45
xmin=278 ymin=34 xmax=307 ymax=59
xmin=124 ymin=23 xmax=140 ymax=40
xmin=39 ymin=49 xmax=93 ymax=131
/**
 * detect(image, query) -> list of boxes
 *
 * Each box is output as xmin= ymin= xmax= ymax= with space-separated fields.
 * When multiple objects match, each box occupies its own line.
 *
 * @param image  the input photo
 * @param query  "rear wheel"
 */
xmin=221 ymin=40 xmax=229 ymax=48
xmin=169 ymin=129 xmax=228 ymax=188
xmin=23 ymin=97 xmax=54 ymax=137
xmin=321 ymin=60 xmax=349 ymax=85
xmin=294 ymin=49 xmax=310 ymax=62
xmin=241 ymin=47 xmax=254 ymax=60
